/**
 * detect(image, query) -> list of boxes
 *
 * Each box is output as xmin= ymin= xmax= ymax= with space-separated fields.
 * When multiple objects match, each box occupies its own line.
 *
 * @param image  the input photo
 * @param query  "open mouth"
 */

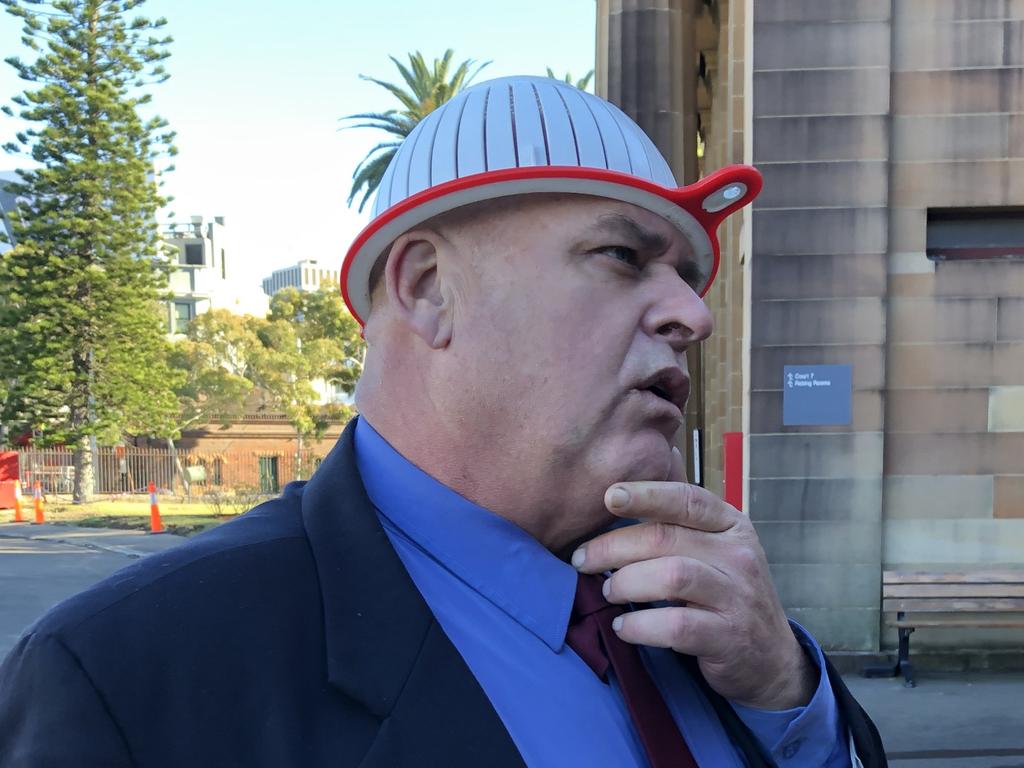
xmin=635 ymin=367 xmax=690 ymax=414
xmin=646 ymin=383 xmax=674 ymax=403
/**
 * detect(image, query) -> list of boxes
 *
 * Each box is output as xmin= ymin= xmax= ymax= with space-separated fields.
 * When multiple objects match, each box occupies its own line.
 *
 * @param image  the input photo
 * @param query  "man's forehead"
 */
xmin=566 ymin=196 xmax=696 ymax=258
xmin=486 ymin=194 xmax=702 ymax=282
xmin=471 ymin=193 xmax=685 ymax=246
xmin=398 ymin=193 xmax=697 ymax=273
xmin=520 ymin=193 xmax=674 ymax=227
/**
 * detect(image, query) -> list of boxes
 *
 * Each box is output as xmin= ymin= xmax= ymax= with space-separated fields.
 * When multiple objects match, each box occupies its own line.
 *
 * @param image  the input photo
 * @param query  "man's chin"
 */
xmin=603 ymin=432 xmax=678 ymax=483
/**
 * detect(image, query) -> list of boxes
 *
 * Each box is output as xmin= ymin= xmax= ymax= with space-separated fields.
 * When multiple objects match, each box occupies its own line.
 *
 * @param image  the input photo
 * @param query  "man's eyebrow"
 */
xmin=592 ymin=213 xmax=671 ymax=254
xmin=590 ymin=212 xmax=706 ymax=286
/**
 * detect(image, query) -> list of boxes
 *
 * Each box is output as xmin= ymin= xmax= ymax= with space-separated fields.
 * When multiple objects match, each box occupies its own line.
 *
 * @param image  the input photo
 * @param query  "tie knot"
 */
xmin=564 ymin=574 xmax=697 ymax=768
xmin=572 ymin=573 xmax=618 ymax=619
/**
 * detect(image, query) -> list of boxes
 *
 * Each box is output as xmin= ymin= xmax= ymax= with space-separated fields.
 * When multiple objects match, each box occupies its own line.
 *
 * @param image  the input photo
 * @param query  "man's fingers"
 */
xmin=603 ymin=555 xmax=730 ymax=609
xmin=573 ymin=521 xmax=721 ymax=574
xmin=604 ymin=481 xmax=737 ymax=532
xmin=612 ymin=605 xmax=722 ymax=658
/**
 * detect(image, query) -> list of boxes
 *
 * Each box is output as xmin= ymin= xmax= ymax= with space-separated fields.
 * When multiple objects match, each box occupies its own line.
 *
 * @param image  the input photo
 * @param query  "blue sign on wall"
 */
xmin=783 ymin=364 xmax=852 ymax=426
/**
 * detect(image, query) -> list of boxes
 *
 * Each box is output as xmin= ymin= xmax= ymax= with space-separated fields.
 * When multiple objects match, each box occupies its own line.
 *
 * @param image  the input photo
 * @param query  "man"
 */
xmin=0 ymin=77 xmax=885 ymax=766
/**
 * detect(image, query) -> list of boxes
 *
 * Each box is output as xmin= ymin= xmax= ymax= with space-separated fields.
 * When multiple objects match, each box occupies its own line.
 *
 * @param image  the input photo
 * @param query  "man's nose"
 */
xmin=641 ymin=273 xmax=714 ymax=351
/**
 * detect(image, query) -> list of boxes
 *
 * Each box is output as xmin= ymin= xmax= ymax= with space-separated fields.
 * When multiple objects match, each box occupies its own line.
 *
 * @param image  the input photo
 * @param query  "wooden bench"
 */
xmin=864 ymin=570 xmax=1024 ymax=687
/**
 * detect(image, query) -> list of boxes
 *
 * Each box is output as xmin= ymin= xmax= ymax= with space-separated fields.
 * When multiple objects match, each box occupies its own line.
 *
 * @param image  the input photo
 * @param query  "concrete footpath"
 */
xmin=1 ymin=522 xmax=1023 ymax=765
xmin=0 ymin=522 xmax=186 ymax=657
xmin=846 ymin=673 xmax=1024 ymax=767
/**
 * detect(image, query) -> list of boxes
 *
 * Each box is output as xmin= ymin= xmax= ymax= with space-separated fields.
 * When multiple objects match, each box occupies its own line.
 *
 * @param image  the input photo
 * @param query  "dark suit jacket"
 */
xmin=0 ymin=421 xmax=886 ymax=767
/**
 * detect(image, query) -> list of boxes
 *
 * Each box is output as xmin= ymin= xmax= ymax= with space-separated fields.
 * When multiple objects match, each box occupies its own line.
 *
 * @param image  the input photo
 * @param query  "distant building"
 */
xmin=262 ymin=259 xmax=340 ymax=296
xmin=163 ymin=215 xmax=269 ymax=334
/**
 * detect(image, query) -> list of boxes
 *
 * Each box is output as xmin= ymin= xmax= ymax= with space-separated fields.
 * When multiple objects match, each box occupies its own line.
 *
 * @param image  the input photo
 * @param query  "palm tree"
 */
xmin=343 ymin=50 xmax=489 ymax=212
xmin=546 ymin=67 xmax=594 ymax=92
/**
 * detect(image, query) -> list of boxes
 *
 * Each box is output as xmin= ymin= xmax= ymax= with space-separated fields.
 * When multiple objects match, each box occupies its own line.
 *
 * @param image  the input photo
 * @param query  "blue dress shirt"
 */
xmin=354 ymin=418 xmax=849 ymax=767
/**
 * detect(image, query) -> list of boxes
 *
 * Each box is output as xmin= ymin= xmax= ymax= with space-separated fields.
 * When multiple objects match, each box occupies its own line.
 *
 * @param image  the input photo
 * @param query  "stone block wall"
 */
xmin=597 ymin=0 xmax=1024 ymax=651
xmin=880 ymin=2 xmax=1024 ymax=647
xmin=701 ymin=0 xmax=748 ymax=498
xmin=745 ymin=0 xmax=891 ymax=651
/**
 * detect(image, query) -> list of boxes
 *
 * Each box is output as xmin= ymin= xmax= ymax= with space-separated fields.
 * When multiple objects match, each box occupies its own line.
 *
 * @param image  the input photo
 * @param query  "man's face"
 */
xmin=443 ymin=194 xmax=713 ymax=524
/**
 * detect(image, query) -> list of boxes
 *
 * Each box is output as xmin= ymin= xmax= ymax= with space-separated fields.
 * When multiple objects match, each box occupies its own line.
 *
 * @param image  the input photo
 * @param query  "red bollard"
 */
xmin=148 ymin=481 xmax=165 ymax=534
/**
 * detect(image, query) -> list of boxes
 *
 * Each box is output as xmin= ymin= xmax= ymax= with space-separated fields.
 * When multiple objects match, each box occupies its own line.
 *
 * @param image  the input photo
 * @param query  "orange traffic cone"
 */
xmin=13 ymin=480 xmax=25 ymax=523
xmin=148 ymin=481 xmax=165 ymax=534
xmin=32 ymin=480 xmax=44 ymax=524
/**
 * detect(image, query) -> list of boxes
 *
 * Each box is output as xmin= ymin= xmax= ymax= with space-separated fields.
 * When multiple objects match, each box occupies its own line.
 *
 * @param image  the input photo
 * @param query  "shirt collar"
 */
xmin=354 ymin=417 xmax=577 ymax=652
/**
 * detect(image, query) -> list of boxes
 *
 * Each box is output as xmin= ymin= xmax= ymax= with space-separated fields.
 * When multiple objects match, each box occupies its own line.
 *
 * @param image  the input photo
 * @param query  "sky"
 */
xmin=0 ymin=0 xmax=596 ymax=289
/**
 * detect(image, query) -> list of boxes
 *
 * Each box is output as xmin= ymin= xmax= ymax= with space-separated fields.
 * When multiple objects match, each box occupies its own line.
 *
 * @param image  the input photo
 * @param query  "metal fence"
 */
xmin=16 ymin=446 xmax=325 ymax=498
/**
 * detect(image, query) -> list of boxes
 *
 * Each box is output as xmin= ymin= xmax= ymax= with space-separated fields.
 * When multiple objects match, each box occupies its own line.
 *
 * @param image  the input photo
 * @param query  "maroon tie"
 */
xmin=566 ymin=573 xmax=698 ymax=768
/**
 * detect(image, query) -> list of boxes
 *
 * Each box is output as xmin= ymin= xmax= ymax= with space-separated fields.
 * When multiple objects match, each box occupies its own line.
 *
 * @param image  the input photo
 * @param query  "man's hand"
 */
xmin=570 ymin=448 xmax=817 ymax=710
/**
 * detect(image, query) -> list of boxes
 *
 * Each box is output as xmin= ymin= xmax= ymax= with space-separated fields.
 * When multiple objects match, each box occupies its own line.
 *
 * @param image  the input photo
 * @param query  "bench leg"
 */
xmin=863 ymin=612 xmax=918 ymax=685
xmin=897 ymin=626 xmax=916 ymax=688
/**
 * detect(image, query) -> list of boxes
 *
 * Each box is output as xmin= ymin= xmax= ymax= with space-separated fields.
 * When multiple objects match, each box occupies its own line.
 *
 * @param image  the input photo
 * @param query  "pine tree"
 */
xmin=0 ymin=0 xmax=181 ymax=502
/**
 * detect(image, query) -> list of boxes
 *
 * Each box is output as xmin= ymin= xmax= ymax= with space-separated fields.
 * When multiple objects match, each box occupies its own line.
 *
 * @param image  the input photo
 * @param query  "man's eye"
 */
xmin=599 ymin=246 xmax=640 ymax=269
xmin=680 ymin=264 xmax=705 ymax=291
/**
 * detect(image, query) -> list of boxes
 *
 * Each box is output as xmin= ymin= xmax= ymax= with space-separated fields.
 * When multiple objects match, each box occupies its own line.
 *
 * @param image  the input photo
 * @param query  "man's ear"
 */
xmin=384 ymin=230 xmax=454 ymax=348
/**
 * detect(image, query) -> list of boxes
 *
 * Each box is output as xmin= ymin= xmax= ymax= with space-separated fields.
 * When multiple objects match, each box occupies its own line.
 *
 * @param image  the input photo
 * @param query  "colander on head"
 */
xmin=341 ymin=75 xmax=761 ymax=325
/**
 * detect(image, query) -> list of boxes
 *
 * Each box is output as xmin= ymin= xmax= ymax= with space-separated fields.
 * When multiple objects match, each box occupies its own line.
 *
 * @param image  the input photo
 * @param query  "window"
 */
xmin=173 ymin=302 xmax=194 ymax=333
xmin=928 ymin=208 xmax=1024 ymax=261
xmin=181 ymin=242 xmax=204 ymax=266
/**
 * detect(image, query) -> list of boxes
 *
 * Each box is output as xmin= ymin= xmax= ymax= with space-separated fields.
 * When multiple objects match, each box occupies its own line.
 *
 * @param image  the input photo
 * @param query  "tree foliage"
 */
xmin=267 ymin=285 xmax=364 ymax=395
xmin=545 ymin=67 xmax=595 ymax=92
xmin=168 ymin=311 xmax=256 ymax=432
xmin=255 ymin=286 xmax=363 ymax=441
xmin=168 ymin=287 xmax=364 ymax=443
xmin=342 ymin=50 xmax=488 ymax=212
xmin=0 ymin=0 xmax=179 ymax=500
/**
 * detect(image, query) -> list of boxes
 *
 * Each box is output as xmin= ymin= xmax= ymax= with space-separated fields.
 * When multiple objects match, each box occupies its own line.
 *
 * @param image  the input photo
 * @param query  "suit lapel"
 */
xmin=301 ymin=420 xmax=524 ymax=767
xmin=358 ymin=621 xmax=525 ymax=768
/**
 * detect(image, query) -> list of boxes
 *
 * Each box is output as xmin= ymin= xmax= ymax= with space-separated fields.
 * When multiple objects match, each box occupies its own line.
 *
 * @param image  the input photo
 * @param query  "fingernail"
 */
xmin=571 ymin=547 xmax=586 ymax=569
xmin=602 ymin=578 xmax=611 ymax=598
xmin=612 ymin=616 xmax=623 ymax=632
xmin=607 ymin=487 xmax=630 ymax=509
